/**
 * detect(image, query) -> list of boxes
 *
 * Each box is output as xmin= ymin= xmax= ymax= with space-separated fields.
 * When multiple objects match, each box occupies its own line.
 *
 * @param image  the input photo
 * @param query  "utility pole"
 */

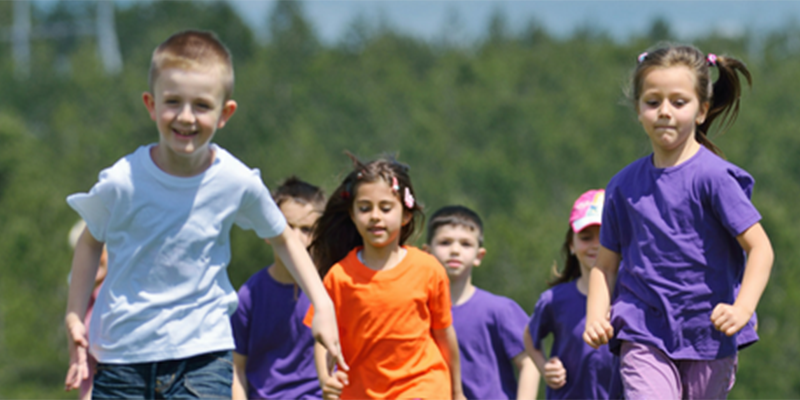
xmin=12 ymin=0 xmax=31 ymax=79
xmin=96 ymin=1 xmax=122 ymax=75
xmin=6 ymin=0 xmax=123 ymax=79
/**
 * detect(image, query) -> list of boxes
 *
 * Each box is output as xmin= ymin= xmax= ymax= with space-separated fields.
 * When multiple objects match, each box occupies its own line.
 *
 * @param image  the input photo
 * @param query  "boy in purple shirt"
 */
xmin=231 ymin=177 xmax=325 ymax=400
xmin=425 ymin=205 xmax=539 ymax=400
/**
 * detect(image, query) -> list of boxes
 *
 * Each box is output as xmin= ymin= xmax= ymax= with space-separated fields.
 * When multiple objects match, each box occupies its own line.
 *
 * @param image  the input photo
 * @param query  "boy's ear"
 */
xmin=473 ymin=247 xmax=487 ymax=267
xmin=216 ymin=100 xmax=238 ymax=129
xmin=142 ymin=92 xmax=157 ymax=121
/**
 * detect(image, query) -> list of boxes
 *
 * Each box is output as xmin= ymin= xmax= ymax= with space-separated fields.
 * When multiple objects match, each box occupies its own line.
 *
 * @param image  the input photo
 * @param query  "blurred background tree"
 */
xmin=0 ymin=1 xmax=798 ymax=398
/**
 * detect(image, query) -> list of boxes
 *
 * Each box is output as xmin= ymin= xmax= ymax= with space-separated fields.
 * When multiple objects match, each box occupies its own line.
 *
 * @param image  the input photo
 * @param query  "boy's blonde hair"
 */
xmin=149 ymin=30 xmax=234 ymax=100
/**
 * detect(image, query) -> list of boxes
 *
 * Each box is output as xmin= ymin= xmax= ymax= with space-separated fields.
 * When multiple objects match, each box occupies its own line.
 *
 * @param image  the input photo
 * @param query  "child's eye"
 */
xmin=358 ymin=206 xmax=370 ymax=212
xmin=300 ymin=227 xmax=312 ymax=234
xmin=672 ymin=99 xmax=687 ymax=107
xmin=381 ymin=205 xmax=393 ymax=213
xmin=460 ymin=241 xmax=474 ymax=248
xmin=195 ymin=102 xmax=212 ymax=110
xmin=645 ymin=99 xmax=659 ymax=107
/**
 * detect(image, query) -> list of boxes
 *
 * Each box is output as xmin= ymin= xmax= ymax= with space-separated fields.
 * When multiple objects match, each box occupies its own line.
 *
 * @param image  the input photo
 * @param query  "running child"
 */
xmin=304 ymin=155 xmax=465 ymax=400
xmin=425 ymin=205 xmax=539 ymax=400
xmin=584 ymin=44 xmax=774 ymax=399
xmin=63 ymin=30 xmax=343 ymax=398
xmin=524 ymin=189 xmax=620 ymax=399
xmin=231 ymin=177 xmax=326 ymax=400
xmin=67 ymin=220 xmax=108 ymax=400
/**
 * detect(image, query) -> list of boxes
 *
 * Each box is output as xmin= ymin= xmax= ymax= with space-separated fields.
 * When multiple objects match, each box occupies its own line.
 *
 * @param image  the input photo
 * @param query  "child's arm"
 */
xmin=268 ymin=229 xmax=348 ymax=370
xmin=314 ymin=341 xmax=349 ymax=400
xmin=232 ymin=352 xmax=248 ymax=400
xmin=524 ymin=326 xmax=563 ymax=391
xmin=512 ymin=345 xmax=540 ymax=400
xmin=583 ymin=246 xmax=621 ymax=349
xmin=64 ymin=228 xmax=104 ymax=391
xmin=711 ymin=222 xmax=774 ymax=336
xmin=432 ymin=325 xmax=465 ymax=400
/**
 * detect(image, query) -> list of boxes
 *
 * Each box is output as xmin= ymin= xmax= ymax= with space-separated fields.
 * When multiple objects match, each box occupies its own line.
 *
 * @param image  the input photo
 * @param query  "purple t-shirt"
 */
xmin=230 ymin=267 xmax=322 ymax=400
xmin=452 ymin=288 xmax=528 ymax=400
xmin=529 ymin=281 xmax=619 ymax=400
xmin=601 ymin=147 xmax=761 ymax=360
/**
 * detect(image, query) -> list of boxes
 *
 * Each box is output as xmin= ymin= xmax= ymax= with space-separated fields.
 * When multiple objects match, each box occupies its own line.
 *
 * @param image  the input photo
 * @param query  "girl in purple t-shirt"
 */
xmin=584 ymin=44 xmax=774 ymax=399
xmin=524 ymin=189 xmax=620 ymax=399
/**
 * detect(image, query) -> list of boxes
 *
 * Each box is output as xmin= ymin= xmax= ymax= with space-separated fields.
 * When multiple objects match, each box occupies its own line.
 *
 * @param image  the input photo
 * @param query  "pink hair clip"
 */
xmin=391 ymin=176 xmax=400 ymax=193
xmin=637 ymin=52 xmax=648 ymax=63
xmin=404 ymin=187 xmax=415 ymax=209
xmin=707 ymin=53 xmax=718 ymax=66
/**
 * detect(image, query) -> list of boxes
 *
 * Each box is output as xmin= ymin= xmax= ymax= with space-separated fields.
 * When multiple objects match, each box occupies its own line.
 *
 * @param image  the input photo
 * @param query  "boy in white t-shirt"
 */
xmin=63 ymin=30 xmax=344 ymax=399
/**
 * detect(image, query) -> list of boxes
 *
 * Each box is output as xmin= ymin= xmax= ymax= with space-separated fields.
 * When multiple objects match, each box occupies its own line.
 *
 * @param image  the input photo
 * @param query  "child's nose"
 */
xmin=177 ymin=104 xmax=195 ymax=123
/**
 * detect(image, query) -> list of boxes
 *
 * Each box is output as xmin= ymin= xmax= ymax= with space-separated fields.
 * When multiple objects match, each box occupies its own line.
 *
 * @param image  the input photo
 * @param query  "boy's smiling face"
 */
xmin=143 ymin=67 xmax=237 ymax=173
xmin=428 ymin=224 xmax=485 ymax=280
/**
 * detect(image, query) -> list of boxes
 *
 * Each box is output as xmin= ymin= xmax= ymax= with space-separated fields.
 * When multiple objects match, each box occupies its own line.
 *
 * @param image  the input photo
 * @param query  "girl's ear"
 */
xmin=696 ymin=101 xmax=710 ymax=125
xmin=402 ymin=210 xmax=413 ymax=226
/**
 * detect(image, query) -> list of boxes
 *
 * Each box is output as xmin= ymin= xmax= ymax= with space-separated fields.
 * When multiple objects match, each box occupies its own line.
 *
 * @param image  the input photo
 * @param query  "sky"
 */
xmin=226 ymin=1 xmax=800 ymax=44
xmin=24 ymin=1 xmax=800 ymax=44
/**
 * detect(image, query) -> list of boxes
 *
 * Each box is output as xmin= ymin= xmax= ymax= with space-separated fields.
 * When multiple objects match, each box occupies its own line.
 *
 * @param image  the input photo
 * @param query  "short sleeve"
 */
xmin=495 ymin=298 xmax=529 ymax=360
xmin=599 ymin=184 xmax=621 ymax=253
xmin=428 ymin=264 xmax=453 ymax=330
xmin=527 ymin=290 xmax=554 ymax=350
xmin=709 ymin=168 xmax=761 ymax=237
xmin=66 ymin=169 xmax=117 ymax=242
xmin=234 ymin=169 xmax=287 ymax=239
xmin=230 ymin=281 xmax=253 ymax=355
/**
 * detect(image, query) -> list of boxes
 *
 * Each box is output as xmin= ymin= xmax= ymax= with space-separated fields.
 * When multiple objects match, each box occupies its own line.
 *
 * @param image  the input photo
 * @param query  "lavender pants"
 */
xmin=620 ymin=341 xmax=736 ymax=400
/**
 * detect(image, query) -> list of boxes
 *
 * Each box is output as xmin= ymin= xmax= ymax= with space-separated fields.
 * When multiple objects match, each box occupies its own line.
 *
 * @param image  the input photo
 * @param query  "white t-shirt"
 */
xmin=67 ymin=144 xmax=286 ymax=363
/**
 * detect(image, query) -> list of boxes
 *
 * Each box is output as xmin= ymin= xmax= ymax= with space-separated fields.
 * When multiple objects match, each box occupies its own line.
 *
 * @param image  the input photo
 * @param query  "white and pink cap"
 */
xmin=569 ymin=189 xmax=605 ymax=233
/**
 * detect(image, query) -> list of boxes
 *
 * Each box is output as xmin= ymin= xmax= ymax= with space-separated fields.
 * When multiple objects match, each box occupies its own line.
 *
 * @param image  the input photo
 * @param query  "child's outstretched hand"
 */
xmin=583 ymin=313 xmax=614 ymax=349
xmin=64 ymin=314 xmax=89 ymax=391
xmin=312 ymin=304 xmax=349 ymax=372
xmin=321 ymin=370 xmax=349 ymax=400
xmin=711 ymin=303 xmax=752 ymax=337
xmin=543 ymin=356 xmax=567 ymax=389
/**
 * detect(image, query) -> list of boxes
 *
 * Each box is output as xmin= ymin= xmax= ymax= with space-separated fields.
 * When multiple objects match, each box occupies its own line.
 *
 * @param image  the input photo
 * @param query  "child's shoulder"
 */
xmin=536 ymin=281 xmax=580 ymax=305
xmin=469 ymin=287 xmax=527 ymax=317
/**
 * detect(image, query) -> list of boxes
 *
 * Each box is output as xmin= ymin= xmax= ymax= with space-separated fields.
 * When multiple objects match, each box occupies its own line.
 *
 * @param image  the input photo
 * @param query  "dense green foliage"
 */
xmin=1 ymin=1 xmax=799 ymax=398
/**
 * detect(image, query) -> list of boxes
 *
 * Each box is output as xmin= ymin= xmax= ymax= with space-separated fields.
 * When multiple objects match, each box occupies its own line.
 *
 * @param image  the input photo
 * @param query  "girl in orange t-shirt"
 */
xmin=305 ymin=155 xmax=465 ymax=400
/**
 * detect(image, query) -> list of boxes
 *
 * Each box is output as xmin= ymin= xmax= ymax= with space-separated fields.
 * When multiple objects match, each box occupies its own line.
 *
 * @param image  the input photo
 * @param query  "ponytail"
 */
xmin=696 ymin=54 xmax=752 ymax=156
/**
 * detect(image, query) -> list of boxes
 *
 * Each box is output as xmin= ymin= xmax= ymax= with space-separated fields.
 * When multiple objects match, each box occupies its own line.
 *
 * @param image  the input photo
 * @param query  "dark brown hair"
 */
xmin=272 ymin=176 xmax=326 ymax=212
xmin=149 ymin=30 xmax=234 ymax=100
xmin=310 ymin=153 xmax=424 ymax=277
xmin=426 ymin=205 xmax=484 ymax=246
xmin=630 ymin=44 xmax=752 ymax=156
xmin=548 ymin=227 xmax=582 ymax=287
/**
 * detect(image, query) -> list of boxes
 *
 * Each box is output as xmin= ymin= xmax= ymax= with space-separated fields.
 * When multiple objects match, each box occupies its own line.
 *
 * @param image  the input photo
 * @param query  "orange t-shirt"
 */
xmin=304 ymin=246 xmax=453 ymax=400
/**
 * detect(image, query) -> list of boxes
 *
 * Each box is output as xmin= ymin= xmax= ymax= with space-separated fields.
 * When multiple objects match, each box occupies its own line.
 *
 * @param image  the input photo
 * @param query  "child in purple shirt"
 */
xmin=230 ymin=177 xmax=326 ymax=400
xmin=525 ymin=190 xmax=621 ymax=399
xmin=425 ymin=205 xmax=539 ymax=400
xmin=584 ymin=45 xmax=774 ymax=399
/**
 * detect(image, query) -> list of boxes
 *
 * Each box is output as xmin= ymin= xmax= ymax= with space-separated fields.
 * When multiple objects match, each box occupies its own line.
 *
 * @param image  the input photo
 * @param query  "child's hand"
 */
xmin=583 ymin=316 xmax=614 ymax=349
xmin=711 ymin=303 xmax=752 ymax=336
xmin=64 ymin=314 xmax=89 ymax=391
xmin=312 ymin=304 xmax=349 ymax=372
xmin=543 ymin=356 xmax=567 ymax=389
xmin=321 ymin=370 xmax=349 ymax=400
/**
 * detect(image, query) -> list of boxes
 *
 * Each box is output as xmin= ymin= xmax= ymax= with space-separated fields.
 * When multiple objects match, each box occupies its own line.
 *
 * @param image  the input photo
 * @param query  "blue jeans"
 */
xmin=92 ymin=350 xmax=233 ymax=399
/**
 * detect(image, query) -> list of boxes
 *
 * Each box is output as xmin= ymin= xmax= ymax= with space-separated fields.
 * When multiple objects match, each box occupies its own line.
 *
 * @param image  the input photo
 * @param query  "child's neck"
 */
xmin=151 ymin=144 xmax=214 ymax=177
xmin=359 ymin=243 xmax=406 ymax=272
xmin=652 ymin=136 xmax=701 ymax=168
xmin=268 ymin=258 xmax=296 ymax=285
xmin=450 ymin=274 xmax=475 ymax=306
